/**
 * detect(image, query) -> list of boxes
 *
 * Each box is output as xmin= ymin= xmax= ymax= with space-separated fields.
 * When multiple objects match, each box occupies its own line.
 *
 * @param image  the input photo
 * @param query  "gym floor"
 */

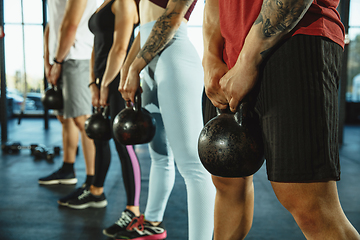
xmin=0 ymin=117 xmax=359 ymax=240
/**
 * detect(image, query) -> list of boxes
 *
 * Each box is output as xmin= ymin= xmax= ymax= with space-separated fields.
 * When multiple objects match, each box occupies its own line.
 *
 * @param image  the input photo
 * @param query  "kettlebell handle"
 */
xmin=51 ymin=84 xmax=60 ymax=92
xmin=133 ymin=89 xmax=142 ymax=112
xmin=215 ymin=100 xmax=251 ymax=126
xmin=216 ymin=106 xmax=231 ymax=115
xmin=94 ymin=106 xmax=109 ymax=118
xmin=215 ymin=101 xmax=249 ymax=115
xmin=102 ymin=105 xmax=109 ymax=118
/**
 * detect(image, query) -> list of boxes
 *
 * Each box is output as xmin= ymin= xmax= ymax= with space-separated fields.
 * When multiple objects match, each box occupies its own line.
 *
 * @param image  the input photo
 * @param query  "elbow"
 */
xmin=110 ymin=47 xmax=127 ymax=60
xmin=172 ymin=15 xmax=184 ymax=29
xmin=162 ymin=12 xmax=183 ymax=30
xmin=59 ymin=22 xmax=78 ymax=36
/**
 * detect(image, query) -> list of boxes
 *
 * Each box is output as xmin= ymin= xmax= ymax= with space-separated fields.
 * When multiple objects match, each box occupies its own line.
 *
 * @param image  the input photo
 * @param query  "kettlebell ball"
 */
xmin=85 ymin=106 xmax=112 ymax=141
xmin=113 ymin=90 xmax=156 ymax=145
xmin=198 ymin=102 xmax=264 ymax=177
xmin=41 ymin=86 xmax=63 ymax=110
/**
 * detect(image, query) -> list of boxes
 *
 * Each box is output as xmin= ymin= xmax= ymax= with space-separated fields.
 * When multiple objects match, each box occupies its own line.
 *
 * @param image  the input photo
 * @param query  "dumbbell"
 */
xmin=1 ymin=142 xmax=38 ymax=154
xmin=1 ymin=142 xmax=21 ymax=154
xmin=54 ymin=146 xmax=61 ymax=155
xmin=32 ymin=145 xmax=54 ymax=161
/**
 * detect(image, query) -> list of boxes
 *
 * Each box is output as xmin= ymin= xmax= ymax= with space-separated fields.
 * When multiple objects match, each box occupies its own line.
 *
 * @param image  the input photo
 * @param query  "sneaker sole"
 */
xmin=102 ymin=230 xmax=115 ymax=238
xmin=66 ymin=200 xmax=108 ymax=209
xmin=115 ymin=232 xmax=167 ymax=240
xmin=57 ymin=200 xmax=69 ymax=206
xmin=38 ymin=178 xmax=78 ymax=185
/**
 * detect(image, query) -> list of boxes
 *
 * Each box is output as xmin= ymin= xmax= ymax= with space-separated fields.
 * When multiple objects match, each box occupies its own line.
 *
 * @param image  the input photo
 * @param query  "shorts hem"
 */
xmin=268 ymin=173 xmax=341 ymax=183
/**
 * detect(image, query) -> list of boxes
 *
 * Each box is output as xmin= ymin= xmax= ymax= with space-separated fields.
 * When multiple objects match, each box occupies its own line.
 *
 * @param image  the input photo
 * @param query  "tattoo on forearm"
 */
xmin=138 ymin=11 xmax=178 ymax=64
xmin=137 ymin=0 xmax=194 ymax=64
xmin=255 ymin=0 xmax=311 ymax=38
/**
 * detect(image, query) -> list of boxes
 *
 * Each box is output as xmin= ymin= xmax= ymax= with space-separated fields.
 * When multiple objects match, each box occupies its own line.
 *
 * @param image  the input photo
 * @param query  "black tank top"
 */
xmin=88 ymin=0 xmax=135 ymax=79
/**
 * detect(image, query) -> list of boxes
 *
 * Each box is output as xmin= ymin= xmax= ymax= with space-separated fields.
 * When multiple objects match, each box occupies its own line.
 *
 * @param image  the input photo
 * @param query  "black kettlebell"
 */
xmin=198 ymin=100 xmax=264 ymax=177
xmin=113 ymin=90 xmax=156 ymax=145
xmin=41 ymin=86 xmax=63 ymax=110
xmin=85 ymin=106 xmax=112 ymax=141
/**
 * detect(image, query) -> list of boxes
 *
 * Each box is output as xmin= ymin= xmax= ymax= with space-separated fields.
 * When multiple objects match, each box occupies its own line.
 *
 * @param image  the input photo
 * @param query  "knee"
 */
xmin=271 ymin=183 xmax=323 ymax=232
xmin=283 ymin=200 xmax=321 ymax=234
xmin=57 ymin=115 xmax=65 ymax=124
xmin=212 ymin=175 xmax=253 ymax=196
xmin=73 ymin=115 xmax=89 ymax=131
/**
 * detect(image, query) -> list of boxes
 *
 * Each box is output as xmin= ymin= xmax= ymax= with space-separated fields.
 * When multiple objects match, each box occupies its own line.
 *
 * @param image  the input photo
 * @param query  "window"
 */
xmin=188 ymin=1 xmax=205 ymax=59
xmin=347 ymin=0 xmax=360 ymax=102
xmin=4 ymin=0 xmax=45 ymax=115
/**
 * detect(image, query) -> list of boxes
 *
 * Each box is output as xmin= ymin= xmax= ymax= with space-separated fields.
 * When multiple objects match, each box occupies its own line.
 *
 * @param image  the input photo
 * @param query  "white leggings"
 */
xmin=140 ymin=21 xmax=215 ymax=240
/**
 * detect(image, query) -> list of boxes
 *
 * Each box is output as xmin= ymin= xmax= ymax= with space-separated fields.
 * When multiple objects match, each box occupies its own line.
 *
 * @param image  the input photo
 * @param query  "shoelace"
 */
xmin=116 ymin=211 xmax=133 ymax=227
xmin=77 ymin=190 xmax=91 ymax=200
xmin=127 ymin=215 xmax=145 ymax=231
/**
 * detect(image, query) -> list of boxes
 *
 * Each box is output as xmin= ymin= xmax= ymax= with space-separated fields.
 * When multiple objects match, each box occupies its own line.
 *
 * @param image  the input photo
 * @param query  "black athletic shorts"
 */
xmin=203 ymin=35 xmax=343 ymax=182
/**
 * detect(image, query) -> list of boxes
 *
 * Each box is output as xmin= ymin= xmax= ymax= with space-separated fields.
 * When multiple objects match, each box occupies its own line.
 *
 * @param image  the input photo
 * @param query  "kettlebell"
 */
xmin=41 ymin=86 xmax=63 ymax=110
xmin=198 ymin=100 xmax=264 ymax=177
xmin=85 ymin=106 xmax=112 ymax=141
xmin=113 ymin=90 xmax=156 ymax=145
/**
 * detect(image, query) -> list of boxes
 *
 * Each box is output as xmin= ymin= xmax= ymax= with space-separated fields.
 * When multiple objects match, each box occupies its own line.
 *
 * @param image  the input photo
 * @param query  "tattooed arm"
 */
xmin=219 ymin=0 xmax=312 ymax=112
xmin=119 ymin=0 xmax=194 ymax=103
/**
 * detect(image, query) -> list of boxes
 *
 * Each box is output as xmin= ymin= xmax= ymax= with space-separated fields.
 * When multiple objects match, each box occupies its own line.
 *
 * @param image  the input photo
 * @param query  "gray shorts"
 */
xmin=55 ymin=59 xmax=92 ymax=119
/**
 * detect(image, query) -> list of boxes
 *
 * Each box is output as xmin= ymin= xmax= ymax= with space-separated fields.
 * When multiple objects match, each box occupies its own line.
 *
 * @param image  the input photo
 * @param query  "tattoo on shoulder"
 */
xmin=254 ymin=0 xmax=310 ymax=38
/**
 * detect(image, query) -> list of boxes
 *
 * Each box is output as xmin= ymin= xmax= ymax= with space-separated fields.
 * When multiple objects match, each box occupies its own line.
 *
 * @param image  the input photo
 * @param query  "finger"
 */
xmin=210 ymin=98 xmax=228 ymax=110
xmin=229 ymin=97 xmax=240 ymax=113
xmin=100 ymin=96 xmax=108 ymax=107
xmin=92 ymin=98 xmax=99 ymax=108
xmin=130 ymin=92 xmax=136 ymax=104
xmin=118 ymin=79 xmax=124 ymax=93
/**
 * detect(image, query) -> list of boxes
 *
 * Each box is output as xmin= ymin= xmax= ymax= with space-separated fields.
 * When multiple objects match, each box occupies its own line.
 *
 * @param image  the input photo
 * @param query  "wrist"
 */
xmin=238 ymin=50 xmax=262 ymax=69
xmin=101 ymin=80 xmax=109 ymax=88
xmin=53 ymin=57 xmax=64 ymax=65
xmin=88 ymin=81 xmax=97 ymax=88
xmin=130 ymin=57 xmax=146 ymax=75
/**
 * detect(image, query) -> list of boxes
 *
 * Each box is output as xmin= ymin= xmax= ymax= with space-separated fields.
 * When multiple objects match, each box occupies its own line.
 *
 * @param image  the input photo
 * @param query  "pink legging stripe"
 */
xmin=126 ymin=145 xmax=141 ymax=206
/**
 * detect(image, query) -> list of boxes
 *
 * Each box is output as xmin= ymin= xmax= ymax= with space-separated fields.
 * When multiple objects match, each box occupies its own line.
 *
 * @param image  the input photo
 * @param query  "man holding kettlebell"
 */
xmin=39 ymin=0 xmax=97 ymax=197
xmin=202 ymin=0 xmax=360 ymax=239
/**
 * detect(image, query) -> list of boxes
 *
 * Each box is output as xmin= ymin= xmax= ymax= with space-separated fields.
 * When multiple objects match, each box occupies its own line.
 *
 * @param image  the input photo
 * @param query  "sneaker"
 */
xmin=57 ymin=183 xmax=90 ymax=206
xmin=102 ymin=209 xmax=137 ymax=238
xmin=114 ymin=215 xmax=167 ymax=240
xmin=66 ymin=189 xmax=107 ymax=209
xmin=38 ymin=168 xmax=77 ymax=185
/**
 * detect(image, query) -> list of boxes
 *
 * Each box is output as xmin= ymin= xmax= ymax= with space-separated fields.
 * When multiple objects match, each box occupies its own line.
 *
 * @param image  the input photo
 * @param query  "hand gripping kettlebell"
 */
xmin=113 ymin=90 xmax=156 ymax=145
xmin=85 ymin=106 xmax=112 ymax=141
xmin=198 ymin=100 xmax=264 ymax=177
xmin=41 ymin=85 xmax=63 ymax=110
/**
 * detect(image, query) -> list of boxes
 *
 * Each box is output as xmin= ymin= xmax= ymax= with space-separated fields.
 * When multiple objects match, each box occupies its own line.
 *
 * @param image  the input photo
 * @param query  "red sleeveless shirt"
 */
xmin=219 ymin=0 xmax=345 ymax=69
